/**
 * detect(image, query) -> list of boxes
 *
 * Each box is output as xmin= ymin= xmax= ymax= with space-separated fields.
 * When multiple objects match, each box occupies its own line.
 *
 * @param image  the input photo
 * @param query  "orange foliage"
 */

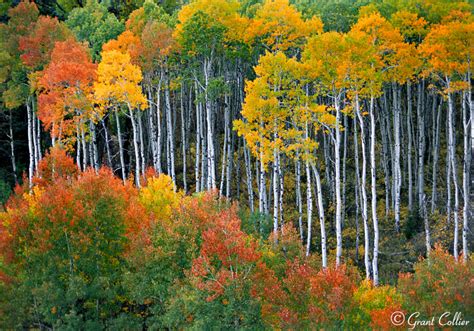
xmin=37 ymin=39 xmax=97 ymax=145
xmin=19 ymin=16 xmax=71 ymax=70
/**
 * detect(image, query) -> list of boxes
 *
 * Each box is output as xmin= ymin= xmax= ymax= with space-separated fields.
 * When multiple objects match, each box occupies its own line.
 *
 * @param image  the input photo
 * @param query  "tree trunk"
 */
xmin=356 ymin=94 xmax=370 ymax=279
xmin=407 ymin=81 xmax=414 ymax=211
xmin=115 ymin=109 xmax=126 ymax=183
xmin=393 ymin=83 xmax=401 ymax=231
xmin=128 ymin=106 xmax=141 ymax=188
xmin=462 ymin=89 xmax=470 ymax=262
xmin=165 ymin=76 xmax=176 ymax=187
xmin=370 ymin=97 xmax=379 ymax=286
xmin=431 ymin=100 xmax=442 ymax=213
xmin=334 ymin=97 xmax=343 ymax=267
xmin=8 ymin=109 xmax=17 ymax=183
xmin=447 ymin=86 xmax=459 ymax=260
xmin=27 ymin=97 xmax=34 ymax=187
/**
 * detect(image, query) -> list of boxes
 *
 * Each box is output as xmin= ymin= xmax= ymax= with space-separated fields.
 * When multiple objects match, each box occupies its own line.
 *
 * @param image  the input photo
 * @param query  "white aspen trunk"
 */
xmin=380 ymin=105 xmax=390 ymax=217
xmin=370 ymin=97 xmax=379 ymax=286
xmin=181 ymin=83 xmax=187 ymax=193
xmin=147 ymin=87 xmax=159 ymax=172
xmin=27 ymin=98 xmax=34 ymax=187
xmin=195 ymin=94 xmax=201 ymax=192
xmin=128 ymin=105 xmax=141 ymax=188
xmin=200 ymin=102 xmax=207 ymax=191
xmin=407 ymin=81 xmax=414 ymax=211
xmin=431 ymin=100 xmax=442 ymax=213
xmin=259 ymin=152 xmax=267 ymax=214
xmin=353 ymin=116 xmax=361 ymax=265
xmin=296 ymin=157 xmax=303 ymax=241
xmin=90 ymin=121 xmax=99 ymax=171
xmin=225 ymin=110 xmax=233 ymax=198
xmin=81 ymin=125 xmax=87 ymax=170
xmin=165 ymin=77 xmax=176 ymax=187
xmin=243 ymin=141 xmax=254 ymax=212
xmin=31 ymin=99 xmax=39 ymax=171
xmin=36 ymin=114 xmax=42 ymax=162
xmin=76 ymin=125 xmax=81 ymax=169
xmin=462 ymin=89 xmax=470 ymax=262
xmin=156 ymin=80 xmax=163 ymax=174
xmin=447 ymin=86 xmax=459 ymax=261
xmin=272 ymin=145 xmax=279 ymax=235
xmin=313 ymin=163 xmax=327 ymax=268
xmin=115 ymin=109 xmax=126 ymax=183
xmin=356 ymin=94 xmax=370 ymax=279
xmin=51 ymin=122 xmax=56 ymax=148
xmin=137 ymin=111 xmax=146 ymax=176
xmin=203 ymin=58 xmax=216 ymax=189
xmin=305 ymin=157 xmax=312 ymax=256
xmin=219 ymin=96 xmax=229 ymax=195
xmin=334 ymin=97 xmax=343 ymax=267
xmin=417 ymin=82 xmax=425 ymax=212
xmin=101 ymin=119 xmax=112 ymax=167
xmin=418 ymin=84 xmax=431 ymax=259
xmin=342 ymin=113 xmax=348 ymax=225
xmin=278 ymin=150 xmax=284 ymax=226
xmin=393 ymin=83 xmax=401 ymax=232
xmin=422 ymin=194 xmax=431 ymax=258
xmin=8 ymin=109 xmax=17 ymax=183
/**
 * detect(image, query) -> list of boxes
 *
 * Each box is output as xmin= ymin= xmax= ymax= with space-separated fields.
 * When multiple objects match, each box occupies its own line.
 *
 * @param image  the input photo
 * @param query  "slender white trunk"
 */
xmin=90 ymin=121 xmax=99 ymax=171
xmin=148 ymin=87 xmax=159 ymax=172
xmin=181 ymin=83 xmax=187 ymax=192
xmin=356 ymin=94 xmax=370 ymax=279
xmin=8 ymin=109 xmax=17 ymax=183
xmin=204 ymin=59 xmax=216 ymax=189
xmin=296 ymin=157 xmax=303 ymax=241
xmin=101 ymin=119 xmax=112 ymax=167
xmin=313 ymin=163 xmax=327 ymax=268
xmin=447 ymin=86 xmax=459 ymax=260
xmin=407 ymin=82 xmax=413 ymax=211
xmin=369 ymin=97 xmax=379 ymax=286
xmin=334 ymin=97 xmax=343 ymax=266
xmin=462 ymin=89 xmax=470 ymax=262
xmin=165 ymin=77 xmax=176 ymax=187
xmin=393 ymin=83 xmax=401 ymax=231
xmin=195 ymin=93 xmax=201 ymax=192
xmin=115 ymin=109 xmax=126 ymax=183
xmin=272 ymin=145 xmax=279 ymax=235
xmin=138 ymin=111 xmax=146 ymax=176
xmin=76 ymin=125 xmax=81 ymax=169
xmin=27 ymin=98 xmax=34 ymax=187
xmin=243 ymin=141 xmax=254 ymax=212
xmin=431 ymin=100 xmax=442 ymax=213
xmin=156 ymin=78 xmax=163 ymax=174
xmin=128 ymin=105 xmax=141 ymax=188
xmin=81 ymin=125 xmax=87 ymax=170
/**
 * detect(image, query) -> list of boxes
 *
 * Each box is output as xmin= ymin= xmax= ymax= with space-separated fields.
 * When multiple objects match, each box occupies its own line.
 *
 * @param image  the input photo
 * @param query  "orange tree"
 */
xmin=0 ymin=149 xmax=145 ymax=328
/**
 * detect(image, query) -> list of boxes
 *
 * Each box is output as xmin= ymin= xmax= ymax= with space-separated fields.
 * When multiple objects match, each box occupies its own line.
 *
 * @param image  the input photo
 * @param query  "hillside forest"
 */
xmin=0 ymin=0 xmax=473 ymax=329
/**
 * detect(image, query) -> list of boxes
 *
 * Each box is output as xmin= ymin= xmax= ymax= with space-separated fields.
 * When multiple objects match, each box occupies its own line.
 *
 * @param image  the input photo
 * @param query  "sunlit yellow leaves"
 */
xmin=247 ymin=0 xmax=322 ymax=52
xmin=140 ymin=174 xmax=181 ymax=222
xmin=391 ymin=10 xmax=428 ymax=42
xmin=93 ymin=50 xmax=146 ymax=110
xmin=419 ymin=19 xmax=474 ymax=79
xmin=175 ymin=0 xmax=245 ymax=44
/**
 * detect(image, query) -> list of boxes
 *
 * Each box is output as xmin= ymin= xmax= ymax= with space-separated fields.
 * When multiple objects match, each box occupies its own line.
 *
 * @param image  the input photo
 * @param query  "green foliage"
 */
xmin=66 ymin=0 xmax=124 ymax=61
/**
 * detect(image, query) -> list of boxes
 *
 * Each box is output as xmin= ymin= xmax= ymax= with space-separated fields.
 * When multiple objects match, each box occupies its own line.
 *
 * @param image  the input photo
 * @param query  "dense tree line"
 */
xmin=0 ymin=0 xmax=472 ymax=326
xmin=0 ymin=149 xmax=472 ymax=328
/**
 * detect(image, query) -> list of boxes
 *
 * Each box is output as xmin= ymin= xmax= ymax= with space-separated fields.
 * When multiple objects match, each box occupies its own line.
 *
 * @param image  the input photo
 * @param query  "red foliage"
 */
xmin=19 ymin=16 xmax=71 ymax=70
xmin=188 ymin=193 xmax=261 ymax=301
xmin=37 ymin=39 xmax=97 ymax=142
xmin=33 ymin=146 xmax=79 ymax=187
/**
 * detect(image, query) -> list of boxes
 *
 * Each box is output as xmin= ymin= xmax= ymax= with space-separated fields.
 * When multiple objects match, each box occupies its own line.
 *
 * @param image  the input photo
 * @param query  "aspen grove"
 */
xmin=0 ymin=0 xmax=473 ymax=329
